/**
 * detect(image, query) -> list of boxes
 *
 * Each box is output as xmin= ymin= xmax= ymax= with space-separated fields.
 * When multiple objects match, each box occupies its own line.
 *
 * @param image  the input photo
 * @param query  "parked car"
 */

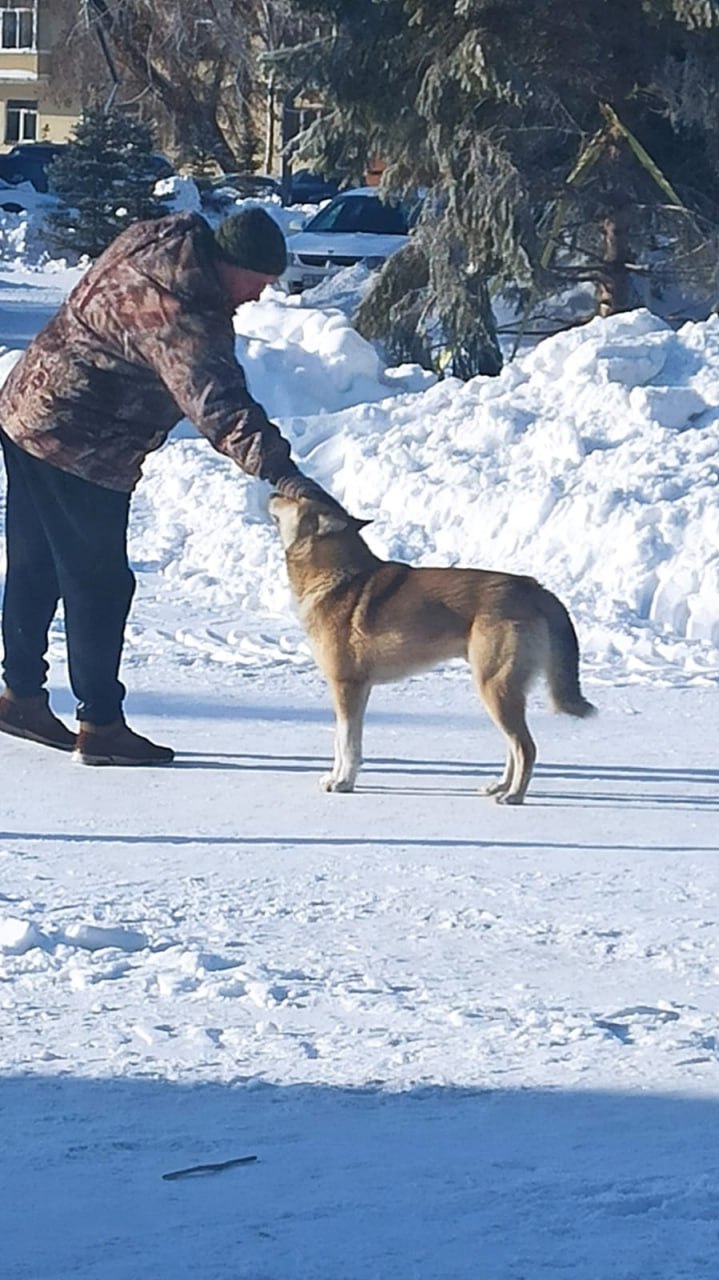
xmin=200 ymin=172 xmax=283 ymax=213
xmin=285 ymin=168 xmax=339 ymax=206
xmin=0 ymin=142 xmax=66 ymax=193
xmin=282 ymin=187 xmax=414 ymax=294
xmin=0 ymin=178 xmax=58 ymax=215
xmin=0 ymin=143 xmax=173 ymax=214
xmin=145 ymin=153 xmax=174 ymax=182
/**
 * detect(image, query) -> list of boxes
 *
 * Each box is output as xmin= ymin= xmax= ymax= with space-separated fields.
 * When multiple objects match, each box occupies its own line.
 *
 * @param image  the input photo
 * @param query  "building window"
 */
xmin=0 ymin=3 xmax=36 ymax=51
xmin=5 ymin=99 xmax=37 ymax=143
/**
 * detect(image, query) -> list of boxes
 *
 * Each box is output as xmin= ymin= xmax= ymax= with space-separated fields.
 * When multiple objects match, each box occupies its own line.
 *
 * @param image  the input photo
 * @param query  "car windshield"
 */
xmin=306 ymin=194 xmax=409 ymax=236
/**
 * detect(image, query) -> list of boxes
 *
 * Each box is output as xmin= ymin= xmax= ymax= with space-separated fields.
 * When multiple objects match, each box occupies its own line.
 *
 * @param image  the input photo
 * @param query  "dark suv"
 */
xmin=0 ymin=142 xmax=66 ymax=192
xmin=286 ymin=168 xmax=339 ymax=205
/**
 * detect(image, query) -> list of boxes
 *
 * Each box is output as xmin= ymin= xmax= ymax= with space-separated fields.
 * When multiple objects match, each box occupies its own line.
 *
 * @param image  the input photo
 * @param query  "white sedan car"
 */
xmin=283 ymin=187 xmax=412 ymax=294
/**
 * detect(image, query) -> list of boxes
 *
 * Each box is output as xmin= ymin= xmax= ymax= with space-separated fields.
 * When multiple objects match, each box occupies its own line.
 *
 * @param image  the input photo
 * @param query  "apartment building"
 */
xmin=0 ymin=0 xmax=89 ymax=150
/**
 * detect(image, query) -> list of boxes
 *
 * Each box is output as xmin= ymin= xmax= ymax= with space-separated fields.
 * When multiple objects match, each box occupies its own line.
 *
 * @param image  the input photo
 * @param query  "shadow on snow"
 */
xmin=2 ymin=1073 xmax=718 ymax=1280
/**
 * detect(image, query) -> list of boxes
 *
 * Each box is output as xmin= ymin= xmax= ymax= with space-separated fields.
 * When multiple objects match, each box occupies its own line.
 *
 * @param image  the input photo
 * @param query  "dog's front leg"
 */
xmin=320 ymin=680 xmax=370 ymax=792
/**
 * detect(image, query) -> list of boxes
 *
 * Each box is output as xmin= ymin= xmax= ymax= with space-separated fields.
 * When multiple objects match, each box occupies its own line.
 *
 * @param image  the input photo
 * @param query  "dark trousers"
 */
xmin=0 ymin=428 xmax=135 ymax=724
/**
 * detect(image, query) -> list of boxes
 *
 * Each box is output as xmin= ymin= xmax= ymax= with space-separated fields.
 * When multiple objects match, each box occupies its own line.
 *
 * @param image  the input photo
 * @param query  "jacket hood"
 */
xmin=77 ymin=212 xmax=231 ymax=314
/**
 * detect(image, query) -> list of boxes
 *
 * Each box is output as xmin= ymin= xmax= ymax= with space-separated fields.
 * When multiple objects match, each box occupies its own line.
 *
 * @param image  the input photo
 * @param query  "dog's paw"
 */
xmin=320 ymin=773 xmax=355 ymax=793
xmin=495 ymin=792 xmax=525 ymax=805
xmin=482 ymin=780 xmax=510 ymax=798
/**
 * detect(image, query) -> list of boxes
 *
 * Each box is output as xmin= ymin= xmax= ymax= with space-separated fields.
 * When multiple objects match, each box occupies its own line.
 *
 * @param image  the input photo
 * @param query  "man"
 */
xmin=0 ymin=206 xmax=341 ymax=766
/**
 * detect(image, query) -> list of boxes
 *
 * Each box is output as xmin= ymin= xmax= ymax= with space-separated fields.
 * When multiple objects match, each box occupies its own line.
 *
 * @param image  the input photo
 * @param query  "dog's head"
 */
xmin=268 ymin=493 xmax=371 ymax=555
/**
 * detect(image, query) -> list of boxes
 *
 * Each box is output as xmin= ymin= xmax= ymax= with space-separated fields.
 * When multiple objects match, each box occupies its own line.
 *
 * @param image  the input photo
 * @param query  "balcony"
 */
xmin=0 ymin=57 xmax=39 ymax=84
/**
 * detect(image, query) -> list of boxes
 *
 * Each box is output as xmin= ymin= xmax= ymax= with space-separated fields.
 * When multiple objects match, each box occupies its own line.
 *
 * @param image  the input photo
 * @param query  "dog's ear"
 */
xmin=353 ymin=518 xmax=373 ymax=531
xmin=315 ymin=509 xmax=351 ymax=537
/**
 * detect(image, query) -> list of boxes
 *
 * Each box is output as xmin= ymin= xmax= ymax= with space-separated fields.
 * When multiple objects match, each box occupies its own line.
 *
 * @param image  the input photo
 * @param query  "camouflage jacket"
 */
xmin=0 ymin=212 xmax=299 ymax=492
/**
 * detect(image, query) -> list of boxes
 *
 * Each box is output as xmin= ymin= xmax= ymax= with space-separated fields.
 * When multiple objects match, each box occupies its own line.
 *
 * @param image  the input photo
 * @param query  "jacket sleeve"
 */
xmin=132 ymin=305 xmax=301 ymax=486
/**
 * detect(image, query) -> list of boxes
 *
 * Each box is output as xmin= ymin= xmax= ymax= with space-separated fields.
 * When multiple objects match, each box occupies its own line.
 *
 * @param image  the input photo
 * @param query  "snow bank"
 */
xmin=134 ymin=304 xmax=719 ymax=683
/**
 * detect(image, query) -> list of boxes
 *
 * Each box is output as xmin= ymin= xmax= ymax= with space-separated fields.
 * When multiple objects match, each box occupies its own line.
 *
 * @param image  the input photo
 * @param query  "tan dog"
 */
xmin=269 ymin=494 xmax=596 ymax=803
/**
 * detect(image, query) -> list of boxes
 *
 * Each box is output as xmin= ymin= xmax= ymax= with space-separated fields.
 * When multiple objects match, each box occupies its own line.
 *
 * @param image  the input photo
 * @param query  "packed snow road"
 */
xmin=1 ymin=667 xmax=718 ymax=1278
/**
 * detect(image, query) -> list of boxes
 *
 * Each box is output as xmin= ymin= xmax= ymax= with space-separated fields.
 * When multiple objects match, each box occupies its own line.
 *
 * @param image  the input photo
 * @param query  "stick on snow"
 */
xmin=162 ymin=1155 xmax=258 ymax=1181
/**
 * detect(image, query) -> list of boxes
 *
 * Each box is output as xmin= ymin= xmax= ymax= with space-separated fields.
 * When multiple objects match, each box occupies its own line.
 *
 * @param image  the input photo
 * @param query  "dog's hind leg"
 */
xmin=478 ymin=677 xmax=536 ymax=804
xmin=469 ymin=623 xmax=539 ymax=804
xmin=320 ymin=679 xmax=371 ymax=793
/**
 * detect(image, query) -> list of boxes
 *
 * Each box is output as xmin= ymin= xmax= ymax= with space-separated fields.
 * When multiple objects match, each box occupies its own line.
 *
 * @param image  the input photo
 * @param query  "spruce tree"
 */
xmin=46 ymin=107 xmax=172 ymax=258
xmin=283 ymin=0 xmax=719 ymax=377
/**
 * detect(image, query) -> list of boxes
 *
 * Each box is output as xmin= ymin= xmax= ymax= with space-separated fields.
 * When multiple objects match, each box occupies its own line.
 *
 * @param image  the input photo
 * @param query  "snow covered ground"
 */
xmin=1 ymin=222 xmax=718 ymax=1279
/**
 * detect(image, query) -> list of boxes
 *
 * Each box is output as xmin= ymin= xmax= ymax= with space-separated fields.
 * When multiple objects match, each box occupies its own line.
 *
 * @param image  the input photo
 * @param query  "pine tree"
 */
xmin=283 ymin=0 xmax=719 ymax=377
xmin=46 ymin=108 xmax=172 ymax=258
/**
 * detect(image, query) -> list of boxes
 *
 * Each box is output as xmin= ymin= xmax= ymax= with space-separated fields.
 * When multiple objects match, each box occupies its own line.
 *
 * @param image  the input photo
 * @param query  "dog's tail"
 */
xmin=539 ymin=587 xmax=597 ymax=719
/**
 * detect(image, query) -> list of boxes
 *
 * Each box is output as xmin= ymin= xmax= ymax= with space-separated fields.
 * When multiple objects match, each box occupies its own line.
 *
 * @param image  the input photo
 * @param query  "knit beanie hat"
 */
xmin=213 ymin=207 xmax=287 ymax=275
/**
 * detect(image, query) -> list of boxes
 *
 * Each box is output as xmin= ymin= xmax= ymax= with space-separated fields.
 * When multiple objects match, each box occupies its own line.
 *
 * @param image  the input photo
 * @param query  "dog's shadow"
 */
xmin=523 ymin=762 xmax=719 ymax=809
xmin=175 ymin=753 xmax=719 ymax=809
xmin=360 ymin=761 xmax=719 ymax=807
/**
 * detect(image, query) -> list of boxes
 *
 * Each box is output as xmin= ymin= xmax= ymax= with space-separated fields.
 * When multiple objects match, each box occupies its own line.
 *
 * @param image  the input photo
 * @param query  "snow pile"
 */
xmin=129 ymin=304 xmax=719 ymax=684
xmin=0 ymin=208 xmax=33 ymax=262
xmin=292 ymin=259 xmax=377 ymax=317
xmin=0 ymin=196 xmax=56 ymax=264
xmin=154 ymin=173 xmax=202 ymax=214
xmin=233 ymin=294 xmax=434 ymax=415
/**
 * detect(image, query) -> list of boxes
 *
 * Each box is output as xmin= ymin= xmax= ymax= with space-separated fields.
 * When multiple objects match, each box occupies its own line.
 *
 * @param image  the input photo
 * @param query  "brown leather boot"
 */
xmin=0 ymin=688 xmax=75 ymax=751
xmin=73 ymin=717 xmax=175 ymax=766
